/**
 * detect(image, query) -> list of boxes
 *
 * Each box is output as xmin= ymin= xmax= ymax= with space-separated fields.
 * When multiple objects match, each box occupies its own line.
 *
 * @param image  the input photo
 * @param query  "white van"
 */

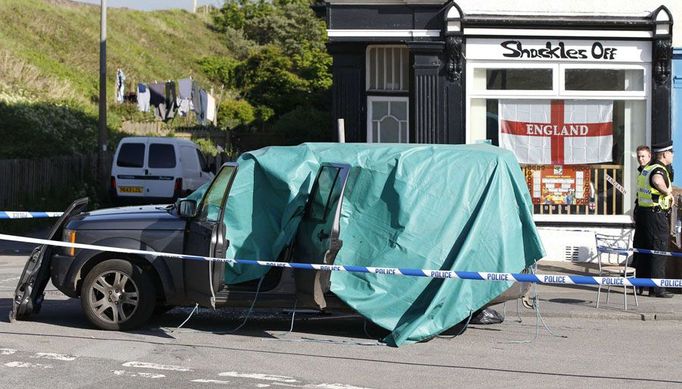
xmin=111 ymin=137 xmax=214 ymax=202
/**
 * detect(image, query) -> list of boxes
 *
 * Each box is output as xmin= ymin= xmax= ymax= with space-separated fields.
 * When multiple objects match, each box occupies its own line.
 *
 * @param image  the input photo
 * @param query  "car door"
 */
xmin=145 ymin=141 xmax=178 ymax=199
xmin=291 ymin=163 xmax=351 ymax=310
xmin=11 ymin=198 xmax=89 ymax=321
xmin=182 ymin=163 xmax=238 ymax=308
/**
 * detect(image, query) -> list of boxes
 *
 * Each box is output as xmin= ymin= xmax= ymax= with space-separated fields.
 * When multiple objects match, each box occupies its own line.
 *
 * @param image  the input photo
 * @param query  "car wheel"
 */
xmin=80 ymin=259 xmax=156 ymax=331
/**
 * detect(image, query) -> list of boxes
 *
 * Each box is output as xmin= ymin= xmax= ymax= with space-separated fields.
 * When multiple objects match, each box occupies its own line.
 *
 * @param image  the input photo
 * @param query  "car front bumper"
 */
xmin=50 ymin=254 xmax=79 ymax=298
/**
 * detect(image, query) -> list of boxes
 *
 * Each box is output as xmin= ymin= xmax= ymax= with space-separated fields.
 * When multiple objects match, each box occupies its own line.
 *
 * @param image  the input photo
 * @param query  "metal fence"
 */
xmin=0 ymin=153 xmax=111 ymax=209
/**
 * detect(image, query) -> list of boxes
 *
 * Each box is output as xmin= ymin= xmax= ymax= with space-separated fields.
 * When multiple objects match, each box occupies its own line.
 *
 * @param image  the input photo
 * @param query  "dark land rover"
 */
xmin=11 ymin=162 xmax=352 ymax=330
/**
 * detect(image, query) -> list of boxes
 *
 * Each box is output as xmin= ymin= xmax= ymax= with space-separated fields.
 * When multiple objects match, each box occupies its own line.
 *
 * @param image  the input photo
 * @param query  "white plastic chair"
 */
xmin=594 ymin=232 xmax=638 ymax=310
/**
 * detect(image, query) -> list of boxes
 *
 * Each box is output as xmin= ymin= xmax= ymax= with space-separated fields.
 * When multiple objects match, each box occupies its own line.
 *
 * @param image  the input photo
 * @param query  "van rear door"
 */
xmin=145 ymin=140 xmax=178 ymax=199
xmin=114 ymin=139 xmax=147 ymax=197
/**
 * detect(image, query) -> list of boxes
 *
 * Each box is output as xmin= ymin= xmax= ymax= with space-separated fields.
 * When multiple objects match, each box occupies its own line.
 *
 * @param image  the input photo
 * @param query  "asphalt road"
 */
xmin=1 ymin=253 xmax=682 ymax=388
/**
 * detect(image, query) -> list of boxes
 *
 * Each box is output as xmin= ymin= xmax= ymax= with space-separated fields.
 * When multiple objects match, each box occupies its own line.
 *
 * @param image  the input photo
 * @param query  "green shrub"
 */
xmin=272 ymin=105 xmax=332 ymax=144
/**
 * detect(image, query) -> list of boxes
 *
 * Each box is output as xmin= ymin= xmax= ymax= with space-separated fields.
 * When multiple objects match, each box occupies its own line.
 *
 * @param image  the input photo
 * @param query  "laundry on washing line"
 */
xmin=115 ymin=69 xmax=126 ymax=104
xmin=137 ymin=83 xmax=150 ymax=112
xmin=135 ymin=77 xmax=217 ymax=125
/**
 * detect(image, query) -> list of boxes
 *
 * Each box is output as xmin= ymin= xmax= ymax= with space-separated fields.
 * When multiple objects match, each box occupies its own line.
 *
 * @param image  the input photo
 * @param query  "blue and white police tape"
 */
xmin=0 ymin=211 xmax=63 ymax=220
xmin=2 ymin=233 xmax=682 ymax=289
xmin=597 ymin=245 xmax=682 ymax=259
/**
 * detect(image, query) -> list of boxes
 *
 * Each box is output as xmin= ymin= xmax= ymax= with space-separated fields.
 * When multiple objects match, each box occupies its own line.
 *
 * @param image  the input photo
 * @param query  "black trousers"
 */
xmin=633 ymin=208 xmax=669 ymax=292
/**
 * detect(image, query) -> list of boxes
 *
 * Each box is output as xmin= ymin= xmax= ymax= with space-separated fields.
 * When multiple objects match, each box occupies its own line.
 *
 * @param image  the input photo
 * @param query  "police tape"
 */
xmin=597 ymin=245 xmax=682 ymax=258
xmin=0 ymin=211 xmax=63 ymax=219
xmin=1 ymin=233 xmax=682 ymax=289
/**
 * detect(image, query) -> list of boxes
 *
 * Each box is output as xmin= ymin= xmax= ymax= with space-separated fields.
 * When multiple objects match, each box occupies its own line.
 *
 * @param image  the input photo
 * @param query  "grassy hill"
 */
xmin=0 ymin=0 xmax=230 ymax=157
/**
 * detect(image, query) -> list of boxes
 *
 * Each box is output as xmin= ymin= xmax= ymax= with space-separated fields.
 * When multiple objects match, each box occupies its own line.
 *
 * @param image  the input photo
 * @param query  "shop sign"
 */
xmin=501 ymin=41 xmax=617 ymax=60
xmin=525 ymin=165 xmax=591 ymax=206
xmin=467 ymin=38 xmax=651 ymax=63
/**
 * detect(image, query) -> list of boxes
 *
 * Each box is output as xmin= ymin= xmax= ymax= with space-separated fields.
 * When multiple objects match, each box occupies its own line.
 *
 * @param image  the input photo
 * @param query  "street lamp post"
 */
xmin=98 ymin=0 xmax=108 ymax=190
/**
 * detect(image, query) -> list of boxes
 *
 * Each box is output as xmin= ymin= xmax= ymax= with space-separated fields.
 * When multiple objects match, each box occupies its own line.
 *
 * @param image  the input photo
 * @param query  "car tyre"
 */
xmin=80 ymin=259 xmax=156 ymax=331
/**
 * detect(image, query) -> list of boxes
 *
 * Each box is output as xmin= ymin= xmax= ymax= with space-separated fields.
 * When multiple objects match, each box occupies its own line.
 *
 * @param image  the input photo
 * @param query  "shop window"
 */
xmin=368 ymin=97 xmax=409 ymax=143
xmin=367 ymin=46 xmax=409 ymax=143
xmin=564 ymin=69 xmax=644 ymax=91
xmin=367 ymin=46 xmax=409 ymax=92
xmin=474 ymin=97 xmax=644 ymax=217
xmin=475 ymin=68 xmax=553 ymax=90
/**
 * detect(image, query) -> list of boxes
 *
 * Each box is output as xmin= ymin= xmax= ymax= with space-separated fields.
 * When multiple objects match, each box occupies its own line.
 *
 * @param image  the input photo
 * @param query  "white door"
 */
xmin=145 ymin=141 xmax=178 ymax=198
xmin=114 ymin=140 xmax=148 ymax=198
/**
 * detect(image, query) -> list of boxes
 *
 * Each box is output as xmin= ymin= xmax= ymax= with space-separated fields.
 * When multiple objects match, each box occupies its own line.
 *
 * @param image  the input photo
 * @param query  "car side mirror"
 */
xmin=177 ymin=199 xmax=197 ymax=218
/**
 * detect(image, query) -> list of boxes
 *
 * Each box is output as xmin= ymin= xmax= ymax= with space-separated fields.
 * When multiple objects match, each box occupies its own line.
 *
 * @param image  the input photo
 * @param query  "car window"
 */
xmin=198 ymin=164 xmax=236 ymax=222
xmin=116 ymin=143 xmax=145 ymax=168
xmin=196 ymin=149 xmax=211 ymax=172
xmin=307 ymin=166 xmax=340 ymax=222
xmin=148 ymin=144 xmax=176 ymax=168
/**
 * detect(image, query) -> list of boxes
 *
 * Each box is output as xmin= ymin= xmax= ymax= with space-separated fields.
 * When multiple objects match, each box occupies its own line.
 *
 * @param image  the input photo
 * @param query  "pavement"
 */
xmin=1 ymin=227 xmax=681 ymax=322
xmin=491 ymin=260 xmax=682 ymax=322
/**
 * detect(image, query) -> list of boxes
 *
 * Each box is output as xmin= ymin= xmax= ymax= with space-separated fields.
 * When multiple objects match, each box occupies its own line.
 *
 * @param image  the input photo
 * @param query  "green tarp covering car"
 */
xmin=190 ymin=143 xmax=545 ymax=346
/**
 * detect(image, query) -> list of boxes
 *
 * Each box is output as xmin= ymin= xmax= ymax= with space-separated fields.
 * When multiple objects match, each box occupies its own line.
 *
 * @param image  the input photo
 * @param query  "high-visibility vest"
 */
xmin=637 ymin=163 xmax=672 ymax=210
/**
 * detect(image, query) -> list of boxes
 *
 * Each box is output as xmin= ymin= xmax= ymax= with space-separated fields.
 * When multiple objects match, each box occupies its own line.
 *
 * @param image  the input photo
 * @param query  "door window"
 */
xmin=116 ymin=143 xmax=145 ymax=168
xmin=307 ymin=166 xmax=341 ymax=222
xmin=197 ymin=164 xmax=236 ymax=222
xmin=148 ymin=144 xmax=176 ymax=168
xmin=368 ymin=97 xmax=409 ymax=143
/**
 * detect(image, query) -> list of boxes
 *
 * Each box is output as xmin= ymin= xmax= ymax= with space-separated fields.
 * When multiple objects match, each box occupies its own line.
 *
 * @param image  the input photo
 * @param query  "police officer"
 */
xmin=633 ymin=140 xmax=675 ymax=297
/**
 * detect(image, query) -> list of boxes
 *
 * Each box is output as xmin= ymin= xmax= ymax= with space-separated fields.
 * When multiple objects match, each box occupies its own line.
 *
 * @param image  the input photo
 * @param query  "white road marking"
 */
xmin=191 ymin=379 xmax=231 ymax=385
xmin=122 ymin=361 xmax=191 ymax=372
xmin=218 ymin=372 xmax=297 ymax=383
xmin=0 ymin=277 xmax=20 ymax=283
xmin=4 ymin=361 xmax=53 ymax=369
xmin=312 ymin=385 xmax=374 ymax=389
xmin=256 ymin=385 xmax=271 ymax=388
xmin=0 ymin=348 xmax=17 ymax=355
xmin=31 ymin=353 xmax=77 ymax=361
xmin=112 ymin=370 xmax=165 ymax=379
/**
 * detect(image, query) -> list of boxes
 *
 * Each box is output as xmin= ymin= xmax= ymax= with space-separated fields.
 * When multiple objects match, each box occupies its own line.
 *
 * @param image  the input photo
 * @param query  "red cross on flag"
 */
xmin=498 ymin=99 xmax=613 ymax=165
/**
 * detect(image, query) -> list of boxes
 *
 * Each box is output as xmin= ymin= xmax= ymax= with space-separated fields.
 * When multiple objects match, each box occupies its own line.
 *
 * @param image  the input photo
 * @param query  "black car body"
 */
xmin=11 ymin=162 xmax=353 ymax=330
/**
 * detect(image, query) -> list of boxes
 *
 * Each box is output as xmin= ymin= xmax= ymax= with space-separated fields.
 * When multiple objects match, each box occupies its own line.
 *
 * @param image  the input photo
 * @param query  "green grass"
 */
xmin=0 ymin=0 xmax=229 ymax=118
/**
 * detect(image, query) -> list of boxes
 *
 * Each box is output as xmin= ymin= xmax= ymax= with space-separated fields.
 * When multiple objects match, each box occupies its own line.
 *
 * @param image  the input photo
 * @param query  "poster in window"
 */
xmin=525 ymin=165 xmax=591 ymax=206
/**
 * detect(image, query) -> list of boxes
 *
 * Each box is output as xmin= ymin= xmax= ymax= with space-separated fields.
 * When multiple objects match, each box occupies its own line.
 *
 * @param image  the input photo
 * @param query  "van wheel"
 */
xmin=80 ymin=259 xmax=156 ymax=331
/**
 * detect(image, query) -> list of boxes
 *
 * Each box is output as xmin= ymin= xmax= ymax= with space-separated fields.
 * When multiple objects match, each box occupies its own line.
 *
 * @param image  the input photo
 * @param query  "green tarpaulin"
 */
xmin=191 ymin=143 xmax=545 ymax=346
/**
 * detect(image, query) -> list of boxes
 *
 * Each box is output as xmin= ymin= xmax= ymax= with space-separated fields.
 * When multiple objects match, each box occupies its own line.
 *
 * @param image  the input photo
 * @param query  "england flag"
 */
xmin=498 ymin=99 xmax=613 ymax=165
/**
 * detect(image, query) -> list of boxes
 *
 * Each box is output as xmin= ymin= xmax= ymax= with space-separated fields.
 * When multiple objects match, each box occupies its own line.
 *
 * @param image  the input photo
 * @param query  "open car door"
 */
xmin=10 ymin=197 xmax=89 ymax=322
xmin=291 ymin=163 xmax=350 ymax=309
xmin=182 ymin=163 xmax=238 ymax=308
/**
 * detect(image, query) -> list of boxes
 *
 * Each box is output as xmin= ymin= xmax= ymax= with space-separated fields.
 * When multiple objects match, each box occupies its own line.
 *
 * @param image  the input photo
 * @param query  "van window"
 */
xmin=196 ymin=149 xmax=211 ymax=172
xmin=148 ymin=144 xmax=176 ymax=168
xmin=117 ymin=143 xmax=145 ymax=168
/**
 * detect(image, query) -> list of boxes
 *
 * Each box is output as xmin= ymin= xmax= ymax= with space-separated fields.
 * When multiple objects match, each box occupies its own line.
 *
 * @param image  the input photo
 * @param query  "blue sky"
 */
xmin=74 ymin=0 xmax=224 ymax=11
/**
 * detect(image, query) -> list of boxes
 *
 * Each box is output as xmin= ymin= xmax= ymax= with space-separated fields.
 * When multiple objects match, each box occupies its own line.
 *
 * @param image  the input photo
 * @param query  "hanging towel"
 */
xmin=178 ymin=78 xmax=192 ymax=100
xmin=137 ymin=83 xmax=150 ymax=112
xmin=206 ymin=93 xmax=216 ymax=123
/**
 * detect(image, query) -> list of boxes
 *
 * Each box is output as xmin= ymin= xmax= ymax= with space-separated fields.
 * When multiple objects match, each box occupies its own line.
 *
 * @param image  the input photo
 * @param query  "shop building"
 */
xmin=315 ymin=0 xmax=680 ymax=262
xmin=673 ymin=47 xmax=682 ymax=186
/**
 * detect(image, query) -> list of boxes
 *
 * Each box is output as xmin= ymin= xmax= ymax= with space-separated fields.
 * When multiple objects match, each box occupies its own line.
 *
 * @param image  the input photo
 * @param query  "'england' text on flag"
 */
xmin=498 ymin=99 xmax=613 ymax=165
